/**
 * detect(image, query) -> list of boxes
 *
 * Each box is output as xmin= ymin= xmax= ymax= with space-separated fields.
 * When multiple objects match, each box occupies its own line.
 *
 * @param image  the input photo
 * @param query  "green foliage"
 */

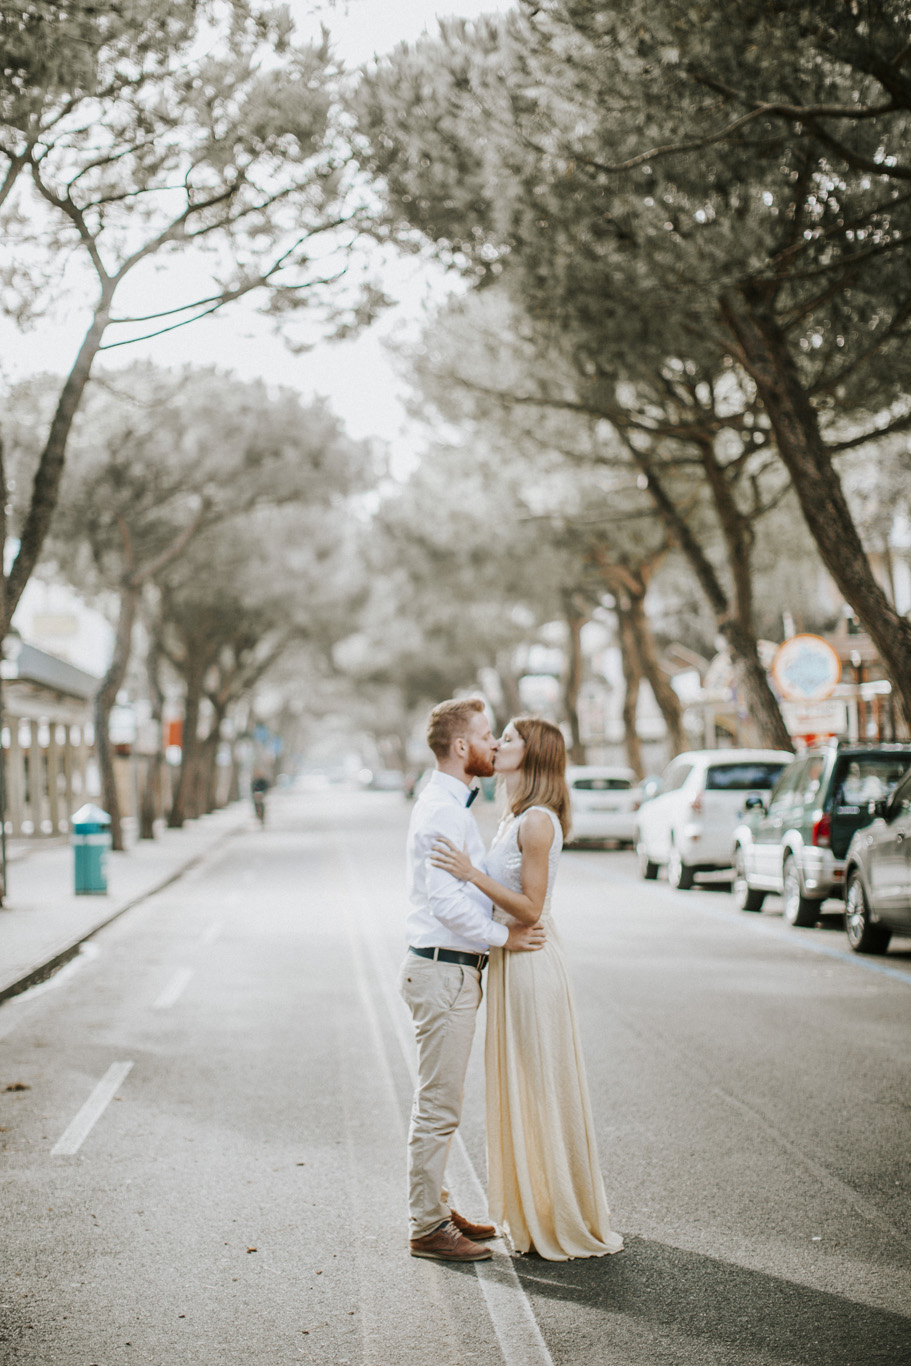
xmin=0 ymin=1 xmax=198 ymax=118
xmin=1 ymin=2 xmax=366 ymax=334
xmin=353 ymin=0 xmax=911 ymax=434
xmin=6 ymin=361 xmax=370 ymax=587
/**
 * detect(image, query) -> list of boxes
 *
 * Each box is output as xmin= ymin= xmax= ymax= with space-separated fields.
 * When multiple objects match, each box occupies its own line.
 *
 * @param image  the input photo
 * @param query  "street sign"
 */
xmin=772 ymin=634 xmax=841 ymax=702
xmin=781 ymin=699 xmax=848 ymax=739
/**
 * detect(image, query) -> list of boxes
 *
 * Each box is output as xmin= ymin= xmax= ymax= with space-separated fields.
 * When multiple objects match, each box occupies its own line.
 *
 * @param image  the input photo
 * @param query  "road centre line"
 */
xmin=153 ymin=967 xmax=195 ymax=1009
xmin=337 ymin=838 xmax=555 ymax=1366
xmin=51 ymin=1061 xmax=134 ymax=1156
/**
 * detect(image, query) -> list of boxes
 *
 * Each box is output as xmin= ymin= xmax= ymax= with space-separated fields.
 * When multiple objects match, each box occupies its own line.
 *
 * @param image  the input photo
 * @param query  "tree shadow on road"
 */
xmin=507 ymin=1236 xmax=911 ymax=1365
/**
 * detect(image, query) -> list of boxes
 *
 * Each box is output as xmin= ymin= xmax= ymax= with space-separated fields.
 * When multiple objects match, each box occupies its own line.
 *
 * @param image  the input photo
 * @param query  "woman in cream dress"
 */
xmin=431 ymin=717 xmax=623 ymax=1261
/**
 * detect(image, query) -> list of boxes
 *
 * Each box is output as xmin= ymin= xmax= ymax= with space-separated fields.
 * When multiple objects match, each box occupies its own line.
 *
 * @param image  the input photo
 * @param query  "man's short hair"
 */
xmin=426 ymin=697 xmax=485 ymax=758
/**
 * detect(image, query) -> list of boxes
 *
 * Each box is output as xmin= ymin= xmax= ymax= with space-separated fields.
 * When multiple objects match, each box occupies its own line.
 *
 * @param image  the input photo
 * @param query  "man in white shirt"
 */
xmin=399 ymin=697 xmax=546 ymax=1261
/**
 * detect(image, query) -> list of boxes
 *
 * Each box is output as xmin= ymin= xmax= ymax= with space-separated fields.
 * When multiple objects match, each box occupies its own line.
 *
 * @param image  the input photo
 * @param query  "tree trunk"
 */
xmin=625 ymin=589 xmax=687 ymax=757
xmin=201 ymin=710 xmax=226 ymax=813
xmin=168 ymin=664 xmax=204 ymax=828
xmin=228 ymin=740 xmax=241 ymax=804
xmin=196 ymin=731 xmax=218 ymax=815
xmin=562 ymin=597 xmax=587 ymax=764
xmin=93 ymin=584 xmax=138 ymax=852
xmin=614 ymin=600 xmax=645 ymax=778
xmin=626 ymin=443 xmax=791 ymax=749
xmin=721 ymin=623 xmax=793 ymax=752
xmin=138 ymin=753 xmax=162 ymax=840
xmin=4 ymin=296 xmax=112 ymax=634
xmin=721 ymin=286 xmax=911 ymax=727
xmin=139 ymin=617 xmax=166 ymax=839
xmin=697 ymin=436 xmax=794 ymax=753
xmin=494 ymin=650 xmax=524 ymax=724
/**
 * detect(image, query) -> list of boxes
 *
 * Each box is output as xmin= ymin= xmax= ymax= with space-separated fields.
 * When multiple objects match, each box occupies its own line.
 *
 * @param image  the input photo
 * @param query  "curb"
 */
xmin=0 ymin=815 xmax=248 ymax=1007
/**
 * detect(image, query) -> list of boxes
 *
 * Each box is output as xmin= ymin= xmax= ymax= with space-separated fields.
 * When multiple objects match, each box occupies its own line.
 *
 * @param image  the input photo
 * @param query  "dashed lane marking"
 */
xmin=51 ymin=1061 xmax=134 ymax=1156
xmin=152 ymin=967 xmax=195 ymax=1009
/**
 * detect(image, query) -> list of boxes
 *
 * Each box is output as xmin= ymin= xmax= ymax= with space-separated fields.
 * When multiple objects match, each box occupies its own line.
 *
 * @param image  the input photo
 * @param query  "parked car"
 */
xmin=635 ymin=749 xmax=792 ymax=889
xmin=566 ymin=765 xmax=640 ymax=847
xmin=842 ymin=764 xmax=911 ymax=953
xmin=731 ymin=742 xmax=911 ymax=926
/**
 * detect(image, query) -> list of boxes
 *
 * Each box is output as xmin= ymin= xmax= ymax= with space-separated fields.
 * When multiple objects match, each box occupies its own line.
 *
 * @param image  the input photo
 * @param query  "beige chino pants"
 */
xmin=398 ymin=952 xmax=483 ymax=1238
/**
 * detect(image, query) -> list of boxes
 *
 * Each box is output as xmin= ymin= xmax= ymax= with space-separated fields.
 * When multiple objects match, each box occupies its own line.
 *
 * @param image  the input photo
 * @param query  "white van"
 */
xmin=635 ymin=749 xmax=792 ymax=889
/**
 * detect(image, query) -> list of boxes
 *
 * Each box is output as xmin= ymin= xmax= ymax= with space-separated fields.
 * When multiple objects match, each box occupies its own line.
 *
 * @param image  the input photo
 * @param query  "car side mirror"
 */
xmin=744 ymin=794 xmax=766 ymax=812
xmin=867 ymin=797 xmax=888 ymax=820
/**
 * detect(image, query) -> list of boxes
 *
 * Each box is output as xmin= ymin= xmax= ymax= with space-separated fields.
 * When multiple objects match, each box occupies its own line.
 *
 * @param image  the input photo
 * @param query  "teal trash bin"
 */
xmin=72 ymin=803 xmax=111 ymax=894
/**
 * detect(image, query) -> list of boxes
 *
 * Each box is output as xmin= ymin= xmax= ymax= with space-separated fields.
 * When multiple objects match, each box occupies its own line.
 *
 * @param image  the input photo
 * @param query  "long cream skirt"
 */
xmin=485 ymin=926 xmax=624 ymax=1261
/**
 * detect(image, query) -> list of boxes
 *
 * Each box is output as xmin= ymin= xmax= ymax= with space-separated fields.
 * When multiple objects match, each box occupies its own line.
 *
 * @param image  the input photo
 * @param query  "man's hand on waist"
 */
xmin=504 ymin=923 xmax=546 ymax=952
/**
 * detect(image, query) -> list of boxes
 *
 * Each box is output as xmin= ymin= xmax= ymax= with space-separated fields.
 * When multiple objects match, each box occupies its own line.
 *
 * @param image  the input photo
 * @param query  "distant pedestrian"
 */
xmin=432 ymin=717 xmax=624 ymax=1260
xmin=400 ymin=698 xmax=546 ymax=1262
xmin=251 ymin=774 xmax=268 ymax=824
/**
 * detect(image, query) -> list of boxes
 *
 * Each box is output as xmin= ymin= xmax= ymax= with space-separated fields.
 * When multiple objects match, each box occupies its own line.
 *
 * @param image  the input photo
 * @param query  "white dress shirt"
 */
xmin=405 ymin=770 xmax=509 ymax=953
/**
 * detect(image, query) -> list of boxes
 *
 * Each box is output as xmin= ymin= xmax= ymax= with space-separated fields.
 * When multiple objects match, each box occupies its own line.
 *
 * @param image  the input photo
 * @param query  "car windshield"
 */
xmin=832 ymin=755 xmax=911 ymax=805
xmin=572 ymin=777 xmax=631 ymax=791
xmin=704 ymin=762 xmax=788 ymax=791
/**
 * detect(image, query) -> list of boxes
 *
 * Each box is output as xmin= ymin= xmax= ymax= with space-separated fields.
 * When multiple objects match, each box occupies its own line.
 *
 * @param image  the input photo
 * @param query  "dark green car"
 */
xmin=731 ymin=742 xmax=911 ymax=926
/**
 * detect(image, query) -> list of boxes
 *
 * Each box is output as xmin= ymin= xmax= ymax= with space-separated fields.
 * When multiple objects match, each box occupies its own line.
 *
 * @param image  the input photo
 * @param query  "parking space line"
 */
xmin=51 ymin=1061 xmax=134 ymax=1156
xmin=679 ymin=888 xmax=911 ymax=986
xmin=153 ymin=967 xmax=195 ymax=1009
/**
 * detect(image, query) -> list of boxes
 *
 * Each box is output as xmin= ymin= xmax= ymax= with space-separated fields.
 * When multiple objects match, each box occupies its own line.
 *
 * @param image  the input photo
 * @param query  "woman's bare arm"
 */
xmin=430 ymin=809 xmax=554 ymax=926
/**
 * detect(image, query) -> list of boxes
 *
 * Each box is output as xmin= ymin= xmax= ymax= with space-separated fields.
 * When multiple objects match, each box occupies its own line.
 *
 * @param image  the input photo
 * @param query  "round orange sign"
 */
xmin=771 ymin=634 xmax=841 ymax=702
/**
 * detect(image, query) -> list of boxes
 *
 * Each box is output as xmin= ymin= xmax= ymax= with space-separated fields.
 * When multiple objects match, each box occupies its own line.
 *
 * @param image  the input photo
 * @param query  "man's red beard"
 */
xmin=465 ymin=742 xmax=496 ymax=779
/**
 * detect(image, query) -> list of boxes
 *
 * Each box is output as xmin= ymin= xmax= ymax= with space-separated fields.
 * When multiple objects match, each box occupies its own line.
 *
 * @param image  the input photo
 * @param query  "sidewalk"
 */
xmin=0 ymin=802 xmax=250 ymax=1003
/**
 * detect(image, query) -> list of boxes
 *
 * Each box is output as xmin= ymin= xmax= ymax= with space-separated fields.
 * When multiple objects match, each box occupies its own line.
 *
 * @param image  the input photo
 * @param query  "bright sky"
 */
xmin=2 ymin=1 xmax=512 ymax=468
xmin=300 ymin=0 xmax=507 ymax=62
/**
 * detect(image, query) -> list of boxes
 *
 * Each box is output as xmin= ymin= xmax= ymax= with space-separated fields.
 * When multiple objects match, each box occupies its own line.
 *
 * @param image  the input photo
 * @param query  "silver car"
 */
xmin=636 ymin=749 xmax=792 ymax=889
xmin=843 ymin=765 xmax=911 ymax=953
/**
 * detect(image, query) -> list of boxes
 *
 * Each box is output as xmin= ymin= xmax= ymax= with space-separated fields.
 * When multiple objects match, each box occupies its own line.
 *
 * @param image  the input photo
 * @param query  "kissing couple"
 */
xmin=399 ymin=697 xmax=623 ymax=1262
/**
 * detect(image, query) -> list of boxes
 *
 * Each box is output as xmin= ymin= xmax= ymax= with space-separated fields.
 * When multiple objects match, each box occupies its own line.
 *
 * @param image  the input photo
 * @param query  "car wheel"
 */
xmin=845 ymin=872 xmax=892 ymax=954
xmin=667 ymin=839 xmax=695 ymax=891
xmin=637 ymin=840 xmax=658 ymax=880
xmin=732 ymin=848 xmax=765 ymax=913
xmin=782 ymin=855 xmax=821 ymax=927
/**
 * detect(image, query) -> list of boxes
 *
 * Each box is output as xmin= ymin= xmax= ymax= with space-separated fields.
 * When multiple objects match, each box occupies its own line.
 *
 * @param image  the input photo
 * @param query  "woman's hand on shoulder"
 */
xmin=430 ymin=835 xmax=477 ymax=882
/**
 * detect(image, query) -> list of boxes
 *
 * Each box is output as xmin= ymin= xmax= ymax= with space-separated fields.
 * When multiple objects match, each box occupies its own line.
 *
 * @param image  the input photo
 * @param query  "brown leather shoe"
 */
xmin=409 ymin=1220 xmax=493 ymax=1261
xmin=449 ymin=1209 xmax=497 ymax=1241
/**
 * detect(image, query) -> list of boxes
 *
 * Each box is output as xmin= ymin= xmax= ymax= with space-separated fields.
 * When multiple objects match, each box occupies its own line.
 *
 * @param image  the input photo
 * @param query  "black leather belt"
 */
xmin=409 ymin=946 xmax=488 ymax=971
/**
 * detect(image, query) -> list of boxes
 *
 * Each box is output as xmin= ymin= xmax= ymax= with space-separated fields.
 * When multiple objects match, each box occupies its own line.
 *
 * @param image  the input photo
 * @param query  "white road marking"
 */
xmin=51 ymin=1061 xmax=134 ymax=1156
xmin=609 ymin=862 xmax=911 ymax=987
xmin=153 ymin=967 xmax=195 ymax=1009
xmin=337 ymin=839 xmax=555 ymax=1366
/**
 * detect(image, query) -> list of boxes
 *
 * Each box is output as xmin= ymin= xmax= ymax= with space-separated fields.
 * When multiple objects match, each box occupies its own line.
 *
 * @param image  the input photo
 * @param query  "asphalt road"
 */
xmin=1 ymin=786 xmax=909 ymax=1365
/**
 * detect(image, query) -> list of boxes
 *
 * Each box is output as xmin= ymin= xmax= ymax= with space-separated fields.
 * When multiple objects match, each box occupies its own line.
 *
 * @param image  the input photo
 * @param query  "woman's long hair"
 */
xmin=506 ymin=716 xmax=571 ymax=838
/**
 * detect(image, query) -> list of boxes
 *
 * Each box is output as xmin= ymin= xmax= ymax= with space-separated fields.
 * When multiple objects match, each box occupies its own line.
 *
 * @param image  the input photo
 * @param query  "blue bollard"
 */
xmin=72 ymin=803 xmax=111 ymax=895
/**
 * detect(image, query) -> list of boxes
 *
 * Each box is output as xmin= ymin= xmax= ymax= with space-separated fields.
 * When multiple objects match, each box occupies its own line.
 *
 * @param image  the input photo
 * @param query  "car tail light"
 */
xmin=811 ymin=811 xmax=831 ymax=847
